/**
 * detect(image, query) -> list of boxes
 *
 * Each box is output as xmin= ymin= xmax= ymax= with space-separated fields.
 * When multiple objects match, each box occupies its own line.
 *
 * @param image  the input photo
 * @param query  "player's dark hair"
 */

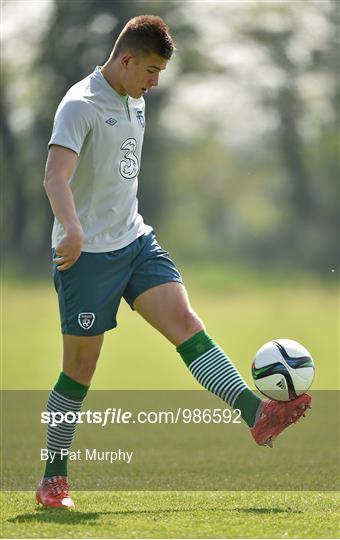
xmin=113 ymin=15 xmax=175 ymax=60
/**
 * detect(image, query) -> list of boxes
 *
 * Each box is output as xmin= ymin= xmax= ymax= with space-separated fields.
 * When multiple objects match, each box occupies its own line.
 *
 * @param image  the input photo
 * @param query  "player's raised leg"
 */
xmin=133 ymin=282 xmax=311 ymax=447
xmin=36 ymin=334 xmax=104 ymax=509
xmin=133 ymin=282 xmax=261 ymax=425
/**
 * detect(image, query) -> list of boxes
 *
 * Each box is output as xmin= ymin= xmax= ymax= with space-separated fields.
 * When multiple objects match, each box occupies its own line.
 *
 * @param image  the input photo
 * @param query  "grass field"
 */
xmin=1 ymin=270 xmax=339 ymax=538
xmin=2 ymin=269 xmax=338 ymax=390
xmin=1 ymin=491 xmax=339 ymax=538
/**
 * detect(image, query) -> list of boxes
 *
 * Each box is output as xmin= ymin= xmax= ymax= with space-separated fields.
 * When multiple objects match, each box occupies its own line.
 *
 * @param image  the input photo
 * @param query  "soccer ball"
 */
xmin=252 ymin=338 xmax=315 ymax=401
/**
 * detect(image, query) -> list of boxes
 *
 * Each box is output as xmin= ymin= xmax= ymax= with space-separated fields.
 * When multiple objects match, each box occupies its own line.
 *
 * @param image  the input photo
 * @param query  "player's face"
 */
xmin=122 ymin=52 xmax=168 ymax=99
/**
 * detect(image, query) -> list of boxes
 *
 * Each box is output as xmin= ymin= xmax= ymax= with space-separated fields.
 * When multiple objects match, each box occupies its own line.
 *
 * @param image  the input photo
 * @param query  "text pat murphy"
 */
xmin=40 ymin=448 xmax=134 ymax=464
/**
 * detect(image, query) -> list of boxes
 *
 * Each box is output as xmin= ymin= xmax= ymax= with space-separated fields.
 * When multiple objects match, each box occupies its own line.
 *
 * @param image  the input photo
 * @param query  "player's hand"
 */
xmin=53 ymin=227 xmax=83 ymax=271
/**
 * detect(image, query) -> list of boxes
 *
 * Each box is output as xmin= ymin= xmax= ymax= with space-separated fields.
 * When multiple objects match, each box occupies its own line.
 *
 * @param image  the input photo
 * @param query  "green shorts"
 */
xmin=53 ymin=231 xmax=183 ymax=336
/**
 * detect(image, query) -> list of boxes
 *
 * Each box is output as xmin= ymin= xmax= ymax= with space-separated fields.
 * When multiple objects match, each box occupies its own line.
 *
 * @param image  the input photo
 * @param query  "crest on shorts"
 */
xmin=78 ymin=313 xmax=95 ymax=330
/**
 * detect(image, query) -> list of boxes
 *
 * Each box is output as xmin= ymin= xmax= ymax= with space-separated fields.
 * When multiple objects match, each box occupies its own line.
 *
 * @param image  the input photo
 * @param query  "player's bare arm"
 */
xmin=44 ymin=145 xmax=83 ymax=271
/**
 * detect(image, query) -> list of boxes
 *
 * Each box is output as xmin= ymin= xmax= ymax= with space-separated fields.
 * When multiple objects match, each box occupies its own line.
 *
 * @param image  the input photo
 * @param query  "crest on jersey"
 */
xmin=135 ymin=109 xmax=145 ymax=128
xmin=78 ymin=312 xmax=95 ymax=330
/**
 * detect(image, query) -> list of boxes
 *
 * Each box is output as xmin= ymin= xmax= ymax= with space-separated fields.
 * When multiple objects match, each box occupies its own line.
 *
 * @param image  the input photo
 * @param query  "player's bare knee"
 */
xmin=63 ymin=334 xmax=103 ymax=380
xmin=77 ymin=343 xmax=101 ymax=373
xmin=86 ymin=341 xmax=103 ymax=361
xmin=81 ymin=358 xmax=98 ymax=380
xmin=181 ymin=309 xmax=205 ymax=339
xmin=82 ymin=351 xmax=100 ymax=368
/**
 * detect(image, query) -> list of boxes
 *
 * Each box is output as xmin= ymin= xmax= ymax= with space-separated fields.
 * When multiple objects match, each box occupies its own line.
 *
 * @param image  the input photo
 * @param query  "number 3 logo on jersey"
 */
xmin=120 ymin=138 xmax=139 ymax=179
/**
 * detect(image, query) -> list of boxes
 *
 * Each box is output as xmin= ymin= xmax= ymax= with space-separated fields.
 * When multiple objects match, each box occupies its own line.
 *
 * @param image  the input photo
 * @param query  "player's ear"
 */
xmin=120 ymin=53 xmax=133 ymax=70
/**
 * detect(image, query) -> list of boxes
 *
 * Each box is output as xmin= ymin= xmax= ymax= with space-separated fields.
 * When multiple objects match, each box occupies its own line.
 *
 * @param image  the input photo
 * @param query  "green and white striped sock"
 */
xmin=177 ymin=330 xmax=261 ymax=427
xmin=44 ymin=372 xmax=89 ymax=478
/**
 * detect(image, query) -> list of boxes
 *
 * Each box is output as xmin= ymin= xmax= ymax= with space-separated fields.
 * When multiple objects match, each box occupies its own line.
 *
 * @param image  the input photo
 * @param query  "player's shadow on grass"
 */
xmin=8 ymin=507 xmax=198 ymax=526
xmin=239 ymin=507 xmax=303 ymax=514
xmin=112 ymin=507 xmax=303 ymax=516
xmin=8 ymin=505 xmax=303 ymax=525
xmin=9 ymin=507 xmax=205 ymax=525
xmin=8 ymin=510 xmax=109 ymax=525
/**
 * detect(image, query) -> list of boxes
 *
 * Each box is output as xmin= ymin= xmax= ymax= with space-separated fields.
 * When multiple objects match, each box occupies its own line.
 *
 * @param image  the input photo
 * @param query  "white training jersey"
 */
xmin=49 ymin=66 xmax=152 ymax=252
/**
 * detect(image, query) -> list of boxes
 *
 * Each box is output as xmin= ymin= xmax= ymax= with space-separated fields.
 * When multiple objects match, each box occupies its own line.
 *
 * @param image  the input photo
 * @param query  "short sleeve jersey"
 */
xmin=49 ymin=66 xmax=152 ymax=252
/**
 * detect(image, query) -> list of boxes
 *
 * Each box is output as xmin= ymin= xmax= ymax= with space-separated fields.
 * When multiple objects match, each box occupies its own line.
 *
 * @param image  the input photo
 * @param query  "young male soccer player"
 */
xmin=36 ymin=15 xmax=311 ymax=509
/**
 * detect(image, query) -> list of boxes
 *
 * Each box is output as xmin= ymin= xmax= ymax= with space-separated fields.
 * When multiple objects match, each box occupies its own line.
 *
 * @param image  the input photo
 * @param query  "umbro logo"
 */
xmin=105 ymin=117 xmax=117 ymax=126
xmin=276 ymin=379 xmax=286 ymax=390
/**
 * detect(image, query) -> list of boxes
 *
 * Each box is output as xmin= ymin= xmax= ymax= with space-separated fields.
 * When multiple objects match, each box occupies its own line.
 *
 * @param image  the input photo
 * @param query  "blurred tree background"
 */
xmin=1 ymin=0 xmax=338 ymax=277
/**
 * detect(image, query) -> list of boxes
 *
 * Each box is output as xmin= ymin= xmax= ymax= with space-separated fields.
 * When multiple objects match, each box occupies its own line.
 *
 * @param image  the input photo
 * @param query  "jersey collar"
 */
xmin=93 ymin=66 xmax=129 ymax=104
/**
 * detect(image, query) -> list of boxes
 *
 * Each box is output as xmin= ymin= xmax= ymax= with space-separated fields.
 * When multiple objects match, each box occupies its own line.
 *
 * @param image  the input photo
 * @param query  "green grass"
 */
xmin=1 ymin=274 xmax=339 ymax=538
xmin=2 ymin=275 xmax=338 ymax=390
xmin=1 ymin=491 xmax=339 ymax=538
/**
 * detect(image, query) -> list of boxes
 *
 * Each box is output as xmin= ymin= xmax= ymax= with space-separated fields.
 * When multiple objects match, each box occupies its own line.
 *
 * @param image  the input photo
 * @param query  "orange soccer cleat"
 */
xmin=35 ymin=476 xmax=75 ymax=509
xmin=251 ymin=393 xmax=312 ymax=448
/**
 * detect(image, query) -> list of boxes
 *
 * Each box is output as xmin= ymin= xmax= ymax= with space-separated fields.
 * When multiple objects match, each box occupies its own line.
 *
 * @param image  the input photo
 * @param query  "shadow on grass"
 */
xmin=8 ymin=505 xmax=302 ymax=525
xmin=238 ymin=507 xmax=303 ymax=514
xmin=8 ymin=509 xmax=110 ymax=526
